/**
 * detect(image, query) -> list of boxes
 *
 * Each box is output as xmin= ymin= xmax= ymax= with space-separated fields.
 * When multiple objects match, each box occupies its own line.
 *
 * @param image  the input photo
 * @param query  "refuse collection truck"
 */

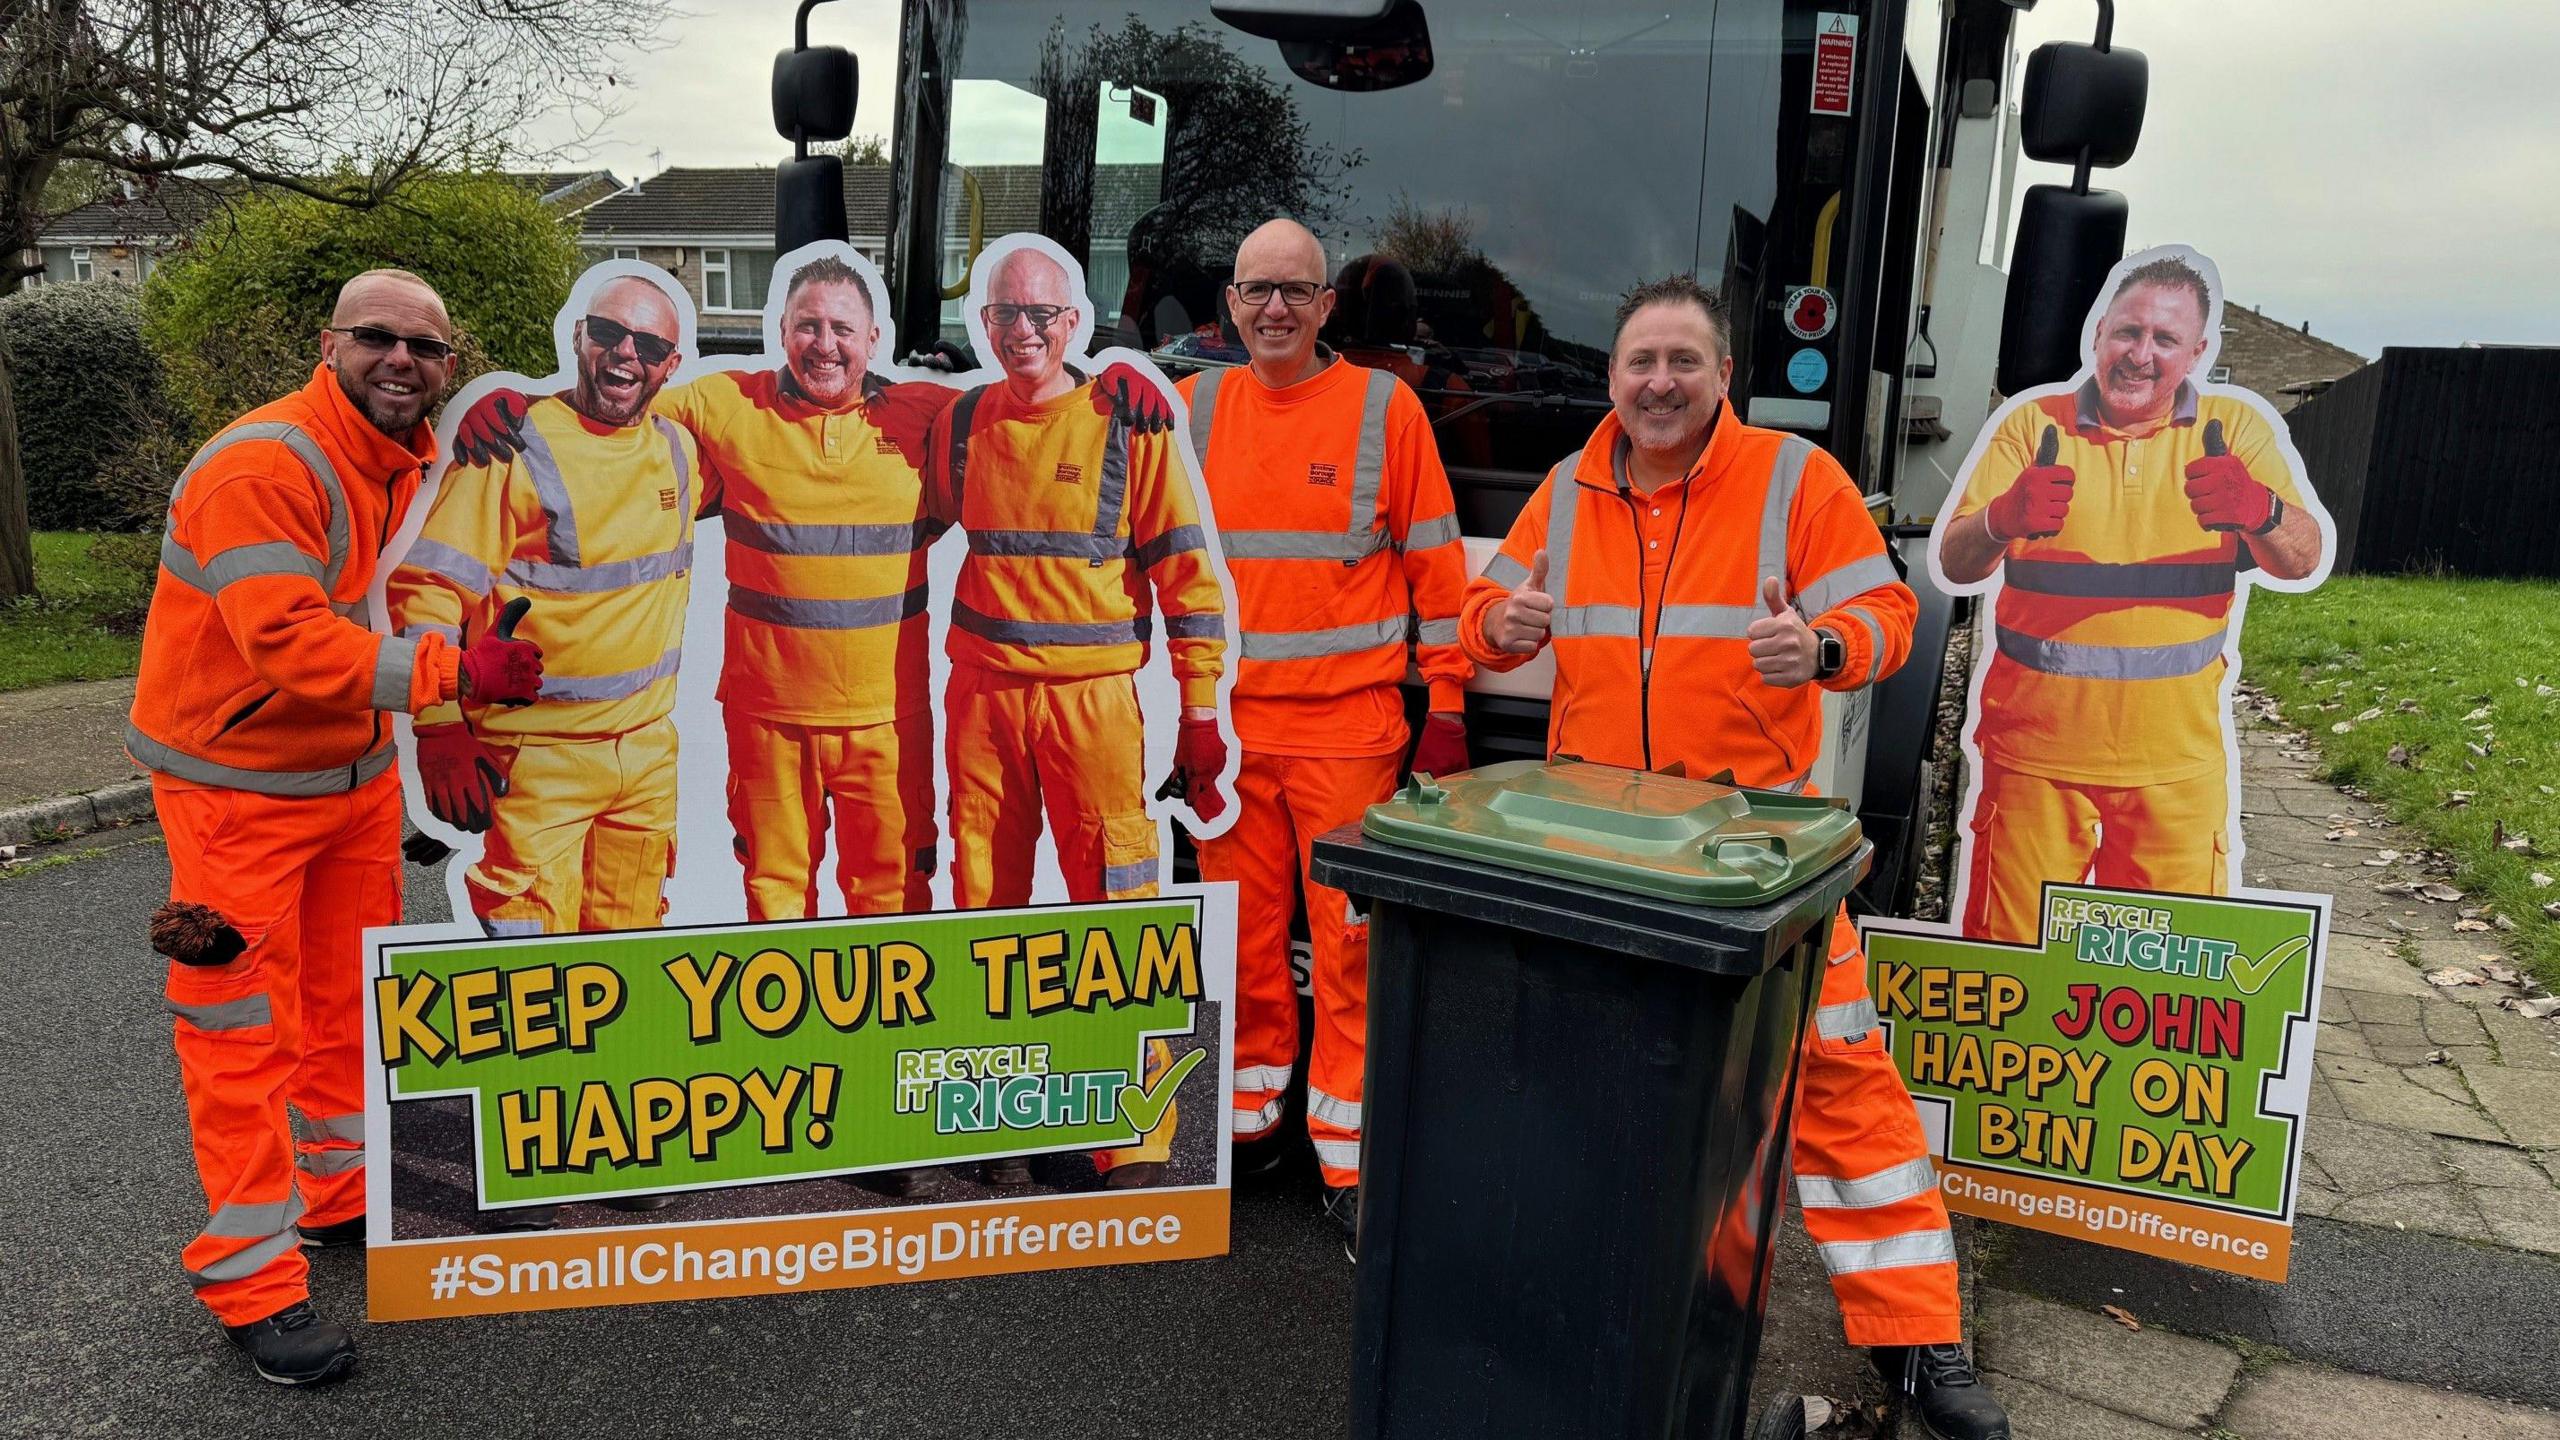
xmin=770 ymin=0 xmax=2149 ymax=917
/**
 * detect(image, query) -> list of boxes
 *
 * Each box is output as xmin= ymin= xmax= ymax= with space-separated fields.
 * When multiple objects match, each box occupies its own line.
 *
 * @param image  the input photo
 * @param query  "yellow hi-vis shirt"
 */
xmin=1950 ymin=381 xmax=2305 ymax=787
xmin=661 ymin=369 xmax=940 ymax=728
xmin=390 ymin=396 xmax=698 ymax=739
xmin=923 ymin=378 xmax=1228 ymax=709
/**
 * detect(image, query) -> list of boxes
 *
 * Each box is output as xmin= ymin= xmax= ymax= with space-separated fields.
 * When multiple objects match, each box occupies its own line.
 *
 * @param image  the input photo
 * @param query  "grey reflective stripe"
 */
xmin=1102 ymin=857 xmax=1157 ymax=893
xmin=1816 ymin=1227 xmax=1958 ymax=1276
xmin=198 ymin=541 xmax=325 ymax=591
xmin=954 ymin=602 xmax=1143 ymax=649
xmin=1553 ymin=604 xmax=1641 ymax=639
xmin=126 ymin=720 xmax=396 ymax=796
xmin=329 ymin=598 xmax=366 ymax=621
xmin=203 ymin=1192 xmax=307 ymax=1239
xmin=1481 ymin=552 xmax=1528 ymax=588
xmin=1542 ymin=452 xmax=1585 ymax=599
xmin=189 ymin=1227 xmax=304 ymax=1289
xmin=308 ymin=1111 xmax=368 ymax=1143
xmin=1312 ymin=1137 xmax=1361 ymax=1171
xmin=1349 ymin=369 xmax=1393 ymax=542
xmin=1995 ymin=624 xmax=2228 ymax=680
xmin=1758 ymin=436 xmax=1815 ymax=593
xmin=970 ymin=529 xmax=1127 ymax=561
xmin=1307 ymin=1088 xmax=1363 ymax=1131
xmin=1161 ymin=612 xmax=1225 ymax=640
xmin=1416 ymin=618 xmax=1459 ymax=645
xmin=515 ymin=420 xmax=584 ymax=567
xmin=654 ymin=415 xmax=693 ymax=526
xmin=169 ymin=422 xmax=355 ymax=593
xmin=484 ymin=918 xmax=545 ymax=937
xmin=1795 ymin=1156 xmax=1939 ymax=1210
xmin=401 ymin=538 xmax=496 ymax=598
xmin=402 ymin=622 xmax=463 ymax=645
xmin=1838 ymin=607 xmax=1887 ymax=684
xmin=2003 ymin=557 xmax=2238 ymax=599
xmin=1240 ymin=614 xmax=1407 ymax=661
xmin=298 ymin=1146 xmax=366 ymax=1176
xmin=167 ymin=992 xmax=272 ymax=1032
xmin=724 ymin=514 xmax=934 ymax=556
xmin=1796 ymin=552 xmax=1900 ymax=617
xmin=1655 ymin=604 xmax=1760 ymax=639
xmin=371 ymin=634 xmax=417 ymax=711
xmin=1220 ymin=528 xmax=1388 ymax=561
xmin=1402 ymin=512 xmax=1462 ymax=550
xmin=1816 ymin=996 xmax=1880 ymax=1041
xmin=1233 ymin=1063 xmax=1295 ymax=1092
xmin=731 ymin=583 xmax=928 ymax=631
xmin=1092 ymin=413 xmax=1133 ymax=541
xmin=1133 ymin=524 xmax=1206 ymax=569
xmin=539 ymin=648 xmax=681 ymax=703
xmin=1233 ymin=1091 xmax=1287 ymax=1137
xmin=504 ymin=544 xmax=692 ymax=595
xmin=1188 ymin=367 xmax=1225 ymax=465
xmin=1772 ymin=772 xmax=1813 ymax=797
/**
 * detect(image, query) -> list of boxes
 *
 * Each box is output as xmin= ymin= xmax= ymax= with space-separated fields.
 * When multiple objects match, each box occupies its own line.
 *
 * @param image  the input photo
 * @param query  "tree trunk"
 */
xmin=0 ymin=335 xmax=33 ymax=598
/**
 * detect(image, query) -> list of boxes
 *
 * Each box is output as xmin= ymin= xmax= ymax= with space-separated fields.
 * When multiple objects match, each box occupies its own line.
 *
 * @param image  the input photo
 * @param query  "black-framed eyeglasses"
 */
xmin=1230 ymin=280 xmax=1328 ymax=308
xmin=327 ymin=325 xmax=456 ymax=363
xmin=582 ymin=314 xmax=679 ymax=365
xmin=981 ymin=303 xmax=1072 ymax=333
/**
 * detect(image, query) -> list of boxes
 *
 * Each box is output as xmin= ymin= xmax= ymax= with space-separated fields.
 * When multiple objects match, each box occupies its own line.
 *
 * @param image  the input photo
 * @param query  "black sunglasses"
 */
xmin=583 ymin=314 xmax=679 ymax=365
xmin=328 ymin=325 xmax=456 ymax=363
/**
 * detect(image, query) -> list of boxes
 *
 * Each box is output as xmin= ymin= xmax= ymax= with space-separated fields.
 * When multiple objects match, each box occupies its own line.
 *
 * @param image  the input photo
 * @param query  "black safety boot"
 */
xmin=297 ymin=1216 xmax=366 ymax=1249
xmin=600 ymin=1194 xmax=678 ymax=1212
xmin=1874 ymin=1343 xmax=2012 ymax=1440
xmin=1100 ymin=1161 xmax=1165 ymax=1190
xmin=487 ymin=1204 xmax=559 ymax=1233
xmin=847 ymin=1167 xmax=943 ymax=1200
xmin=981 ymin=1157 xmax=1033 ymax=1186
xmin=1320 ymin=1184 xmax=1360 ymax=1264
xmin=223 ymin=1300 xmax=357 ymax=1387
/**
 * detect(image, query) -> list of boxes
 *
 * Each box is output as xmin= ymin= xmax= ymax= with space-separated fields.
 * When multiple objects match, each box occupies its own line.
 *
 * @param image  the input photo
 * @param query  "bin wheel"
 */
xmin=1746 ymin=1394 xmax=1808 ymax=1440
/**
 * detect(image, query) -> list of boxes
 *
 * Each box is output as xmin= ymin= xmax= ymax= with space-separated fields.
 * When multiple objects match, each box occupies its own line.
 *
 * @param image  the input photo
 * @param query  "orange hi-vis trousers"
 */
xmin=156 ymin=769 xmax=401 ymax=1325
xmin=945 ymin=665 xmax=1159 ymax=907
xmin=1795 ymin=904 xmax=1963 ymax=1347
xmin=467 ymin=717 xmax=679 ymax=937
xmin=1194 ymin=749 xmax=1401 ymax=1188
xmin=1962 ymin=759 xmax=2230 ymax=943
xmin=725 ymin=708 xmax=937 ymax=920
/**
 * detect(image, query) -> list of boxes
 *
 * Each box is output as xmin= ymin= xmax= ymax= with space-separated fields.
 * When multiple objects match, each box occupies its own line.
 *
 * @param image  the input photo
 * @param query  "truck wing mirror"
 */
xmin=1211 ymin=0 xmax=1396 ymax=41
xmin=1998 ymin=185 xmax=2128 ymax=395
xmin=1218 ymin=0 xmax=1434 ymax=92
xmin=772 ymin=0 xmax=858 ymax=250
xmin=2019 ymin=41 xmax=2147 ymax=168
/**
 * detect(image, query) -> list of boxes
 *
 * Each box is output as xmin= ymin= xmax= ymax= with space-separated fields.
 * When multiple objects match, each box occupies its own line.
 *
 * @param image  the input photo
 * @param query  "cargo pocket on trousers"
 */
xmin=1101 ymin=811 xmax=1159 ymax=899
xmin=2209 ymin=828 xmax=2229 ymax=896
xmin=1960 ymin=797 xmax=2000 ymax=936
xmin=643 ymin=832 xmax=676 ymax=923
xmin=165 ymin=936 xmax=277 ymax=1049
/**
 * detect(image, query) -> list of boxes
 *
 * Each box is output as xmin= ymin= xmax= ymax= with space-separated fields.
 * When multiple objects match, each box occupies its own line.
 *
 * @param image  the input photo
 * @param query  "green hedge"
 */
xmin=0 ymin=281 xmax=192 ymax=529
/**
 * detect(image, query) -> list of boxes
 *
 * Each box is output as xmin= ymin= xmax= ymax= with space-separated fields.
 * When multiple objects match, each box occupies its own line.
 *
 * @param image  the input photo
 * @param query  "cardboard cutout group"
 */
xmin=358 ymin=239 xmax=1242 ymax=1318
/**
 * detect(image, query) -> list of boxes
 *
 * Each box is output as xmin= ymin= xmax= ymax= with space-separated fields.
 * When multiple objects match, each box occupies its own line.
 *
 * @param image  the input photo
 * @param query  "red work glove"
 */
xmin=1156 ymin=715 xmax=1230 ymax=822
xmin=415 ymin=724 xmax=507 ymax=833
xmin=452 ymin=387 xmax=534 ymax=467
xmin=460 ymin=596 xmax=543 ymax=707
xmin=2184 ymin=454 xmax=2275 ymax=534
xmin=1986 ymin=425 xmax=2073 ymax=541
xmin=1092 ymin=361 xmax=1175 ymax=435
xmin=865 ymin=379 xmax=958 ymax=469
xmin=1408 ymin=712 xmax=1470 ymax=779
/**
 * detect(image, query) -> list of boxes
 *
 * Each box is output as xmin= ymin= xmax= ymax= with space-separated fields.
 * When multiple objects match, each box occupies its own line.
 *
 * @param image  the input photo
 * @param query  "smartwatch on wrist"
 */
xmin=1814 ymin=627 xmax=1846 ymax=681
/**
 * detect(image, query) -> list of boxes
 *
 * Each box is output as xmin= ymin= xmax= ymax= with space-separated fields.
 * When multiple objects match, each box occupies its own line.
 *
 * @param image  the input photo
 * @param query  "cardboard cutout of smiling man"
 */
xmin=1930 ymin=245 xmax=2335 ymax=942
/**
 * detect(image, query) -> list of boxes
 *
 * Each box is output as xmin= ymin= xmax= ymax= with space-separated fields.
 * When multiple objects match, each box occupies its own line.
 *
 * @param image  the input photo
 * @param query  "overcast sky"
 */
xmin=540 ymin=0 xmax=2560 ymax=358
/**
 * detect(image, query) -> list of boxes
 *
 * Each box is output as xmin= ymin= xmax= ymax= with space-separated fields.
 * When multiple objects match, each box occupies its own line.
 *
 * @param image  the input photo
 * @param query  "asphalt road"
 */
xmin=1 ymin=831 xmax=1888 ymax=1439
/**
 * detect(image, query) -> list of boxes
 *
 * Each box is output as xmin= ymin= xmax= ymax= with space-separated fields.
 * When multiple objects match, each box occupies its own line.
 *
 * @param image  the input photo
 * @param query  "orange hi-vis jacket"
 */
xmin=128 ymin=366 xmax=460 ymax=795
xmin=1178 ymin=354 xmax=1470 ymax=756
xmin=1949 ymin=382 xmax=2308 ymax=787
xmin=662 ymin=369 xmax=943 ymax=727
xmin=389 ymin=396 xmax=698 ymax=738
xmin=924 ymin=377 xmax=1226 ymax=709
xmin=1460 ymin=403 xmax=1913 ymax=785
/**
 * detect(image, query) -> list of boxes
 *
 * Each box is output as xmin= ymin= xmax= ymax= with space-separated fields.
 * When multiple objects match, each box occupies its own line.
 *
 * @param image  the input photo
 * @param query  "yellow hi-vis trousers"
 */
xmin=1961 ymin=760 xmax=2231 ymax=943
xmin=945 ymin=665 xmax=1159 ymax=907
xmin=725 ymin=708 xmax=936 ymax=920
xmin=467 ymin=717 xmax=679 ymax=936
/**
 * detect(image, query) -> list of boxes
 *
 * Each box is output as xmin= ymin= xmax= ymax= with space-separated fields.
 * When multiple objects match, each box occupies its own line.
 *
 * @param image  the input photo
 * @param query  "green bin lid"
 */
xmin=1359 ymin=759 xmax=1863 ymax=906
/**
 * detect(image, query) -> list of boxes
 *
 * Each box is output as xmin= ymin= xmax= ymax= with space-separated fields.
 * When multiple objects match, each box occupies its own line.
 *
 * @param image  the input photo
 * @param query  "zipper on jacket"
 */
xmin=1616 ymin=477 xmax=1695 ymax=773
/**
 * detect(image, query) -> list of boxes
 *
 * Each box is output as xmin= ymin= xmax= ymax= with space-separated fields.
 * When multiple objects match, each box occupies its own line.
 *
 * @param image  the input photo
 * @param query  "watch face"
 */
xmin=1819 ymin=632 xmax=1845 ymax=676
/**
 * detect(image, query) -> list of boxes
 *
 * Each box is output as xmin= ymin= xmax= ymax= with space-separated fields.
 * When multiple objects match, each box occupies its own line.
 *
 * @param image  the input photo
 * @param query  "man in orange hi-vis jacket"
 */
xmin=1462 ymin=276 xmax=2010 ymax=1440
xmin=1177 ymin=219 xmax=1471 ymax=1252
xmin=923 ymin=244 xmax=1228 ymax=1189
xmin=128 ymin=269 xmax=543 ymax=1386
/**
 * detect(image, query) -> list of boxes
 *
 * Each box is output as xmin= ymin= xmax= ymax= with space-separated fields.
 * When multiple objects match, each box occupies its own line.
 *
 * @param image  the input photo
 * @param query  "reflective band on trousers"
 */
xmin=1240 ymin=613 xmax=1411 ymax=661
xmin=1233 ymin=1063 xmax=1295 ymax=1093
xmin=189 ymin=1226 xmax=305 ymax=1289
xmin=202 ymin=1192 xmax=306 ymax=1239
xmin=1542 ymin=434 xmax=1817 ymax=640
xmin=1103 ymin=858 xmax=1158 ymax=893
xmin=1232 ymin=1092 xmax=1287 ymax=1137
xmin=1194 ymin=366 xmax=1398 ymax=562
xmin=1312 ymin=1137 xmax=1361 ymax=1171
xmin=2002 ymin=556 xmax=2238 ymax=600
xmin=1307 ymin=1088 xmax=1362 ymax=1131
xmin=1994 ymin=624 xmax=2228 ymax=680
xmin=484 ymin=917 xmax=545 ymax=937
xmin=167 ymin=992 xmax=273 ymax=1032
xmin=1816 ymin=1227 xmax=1958 ymax=1276
xmin=1794 ymin=1156 xmax=1939 ymax=1210
xmin=1816 ymin=996 xmax=1879 ymax=1042
xmin=127 ymin=721 xmax=396 ymax=797
xmin=161 ymin=421 xmax=354 ymax=597
xmin=306 ymin=1111 xmax=369 ymax=1144
xmin=298 ymin=1147 xmax=367 ymax=1176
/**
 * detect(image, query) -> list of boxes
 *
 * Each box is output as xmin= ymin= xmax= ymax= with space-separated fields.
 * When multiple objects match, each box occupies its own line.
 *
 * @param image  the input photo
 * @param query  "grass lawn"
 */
xmin=0 ymin=531 xmax=150 ymax=693
xmin=2241 ymin=575 xmax=2560 ymax=985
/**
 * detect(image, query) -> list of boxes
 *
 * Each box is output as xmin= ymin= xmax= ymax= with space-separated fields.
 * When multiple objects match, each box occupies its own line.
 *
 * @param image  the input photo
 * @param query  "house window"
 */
xmin=701 ymin=248 xmax=732 ymax=310
xmin=611 ymin=246 xmax=640 ymax=262
xmin=71 ymin=246 xmax=92 ymax=283
xmin=2207 ymin=365 xmax=2232 ymax=384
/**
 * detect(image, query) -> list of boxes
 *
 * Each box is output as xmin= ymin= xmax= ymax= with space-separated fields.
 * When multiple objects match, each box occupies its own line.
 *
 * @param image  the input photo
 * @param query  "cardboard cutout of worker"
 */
xmin=1931 ymin=244 xmax=2335 ymax=941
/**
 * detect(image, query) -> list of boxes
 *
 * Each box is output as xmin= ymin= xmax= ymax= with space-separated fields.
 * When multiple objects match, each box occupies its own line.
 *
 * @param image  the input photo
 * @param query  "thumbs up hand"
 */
xmin=1986 ymin=424 xmax=2075 ymax=541
xmin=2184 ymin=419 xmax=2276 ymax=533
xmin=1745 ymin=576 xmax=1822 ymax=688
xmin=1484 ymin=548 xmax=1556 ymax=656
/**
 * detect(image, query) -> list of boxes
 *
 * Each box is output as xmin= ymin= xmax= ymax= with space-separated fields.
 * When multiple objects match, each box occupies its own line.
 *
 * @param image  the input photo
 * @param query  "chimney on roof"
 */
xmin=2300 ymin=320 xmax=2310 ymax=334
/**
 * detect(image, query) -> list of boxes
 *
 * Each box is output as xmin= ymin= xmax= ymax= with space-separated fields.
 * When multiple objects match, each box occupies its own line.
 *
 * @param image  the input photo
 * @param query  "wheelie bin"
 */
xmin=1307 ymin=759 xmax=1870 ymax=1440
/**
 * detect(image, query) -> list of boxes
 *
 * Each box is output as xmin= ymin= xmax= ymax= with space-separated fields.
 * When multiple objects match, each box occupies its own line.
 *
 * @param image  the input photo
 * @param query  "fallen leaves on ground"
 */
xmin=2504 ymin=996 xmax=2560 ymax=1020
xmin=2101 ymin=1305 xmax=2142 ymax=1331
xmin=2426 ymin=968 xmax=2487 ymax=987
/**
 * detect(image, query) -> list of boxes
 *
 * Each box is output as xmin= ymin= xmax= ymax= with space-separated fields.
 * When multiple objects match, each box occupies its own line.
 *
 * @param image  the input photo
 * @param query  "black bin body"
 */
xmin=1308 ymin=827 xmax=1867 ymax=1440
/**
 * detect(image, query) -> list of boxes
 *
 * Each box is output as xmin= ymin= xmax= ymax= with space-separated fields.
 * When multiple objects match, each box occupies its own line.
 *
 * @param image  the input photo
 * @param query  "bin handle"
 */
xmin=1707 ymin=831 xmax=1789 ymax=866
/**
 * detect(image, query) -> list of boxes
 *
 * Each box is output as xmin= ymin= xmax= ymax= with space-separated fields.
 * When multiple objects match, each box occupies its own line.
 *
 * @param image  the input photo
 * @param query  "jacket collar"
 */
xmin=300 ymin=364 xmax=439 ymax=479
xmin=2073 ymin=377 xmax=2200 ymax=434
xmin=1574 ymin=397 xmax=1742 ymax=493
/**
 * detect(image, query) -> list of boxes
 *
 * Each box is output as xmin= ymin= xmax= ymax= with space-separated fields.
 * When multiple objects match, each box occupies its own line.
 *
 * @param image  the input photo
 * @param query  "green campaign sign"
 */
xmin=372 ymin=900 xmax=1205 ymax=1208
